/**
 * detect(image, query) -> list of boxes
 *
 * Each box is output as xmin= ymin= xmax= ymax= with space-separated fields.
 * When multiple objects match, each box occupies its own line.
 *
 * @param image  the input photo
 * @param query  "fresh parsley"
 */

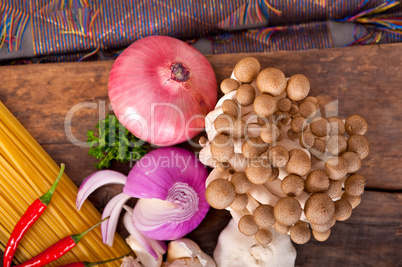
xmin=86 ymin=114 xmax=147 ymax=169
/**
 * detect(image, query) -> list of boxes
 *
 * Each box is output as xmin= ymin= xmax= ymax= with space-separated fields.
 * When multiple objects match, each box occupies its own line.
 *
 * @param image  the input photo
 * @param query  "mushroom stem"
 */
xmin=246 ymin=194 xmax=260 ymax=213
xmin=205 ymin=168 xmax=230 ymax=188
xmin=248 ymin=184 xmax=279 ymax=206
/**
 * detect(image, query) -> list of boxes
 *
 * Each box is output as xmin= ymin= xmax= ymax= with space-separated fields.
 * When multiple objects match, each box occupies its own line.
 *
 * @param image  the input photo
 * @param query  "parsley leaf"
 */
xmin=86 ymin=114 xmax=147 ymax=169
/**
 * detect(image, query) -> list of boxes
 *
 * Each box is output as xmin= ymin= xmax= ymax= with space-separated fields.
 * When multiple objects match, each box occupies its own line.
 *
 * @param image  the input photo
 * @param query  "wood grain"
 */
xmin=0 ymin=43 xmax=401 ymax=266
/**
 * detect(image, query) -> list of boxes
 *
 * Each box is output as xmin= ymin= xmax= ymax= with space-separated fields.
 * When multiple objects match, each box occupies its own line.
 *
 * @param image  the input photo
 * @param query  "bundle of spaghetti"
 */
xmin=0 ymin=100 xmax=130 ymax=266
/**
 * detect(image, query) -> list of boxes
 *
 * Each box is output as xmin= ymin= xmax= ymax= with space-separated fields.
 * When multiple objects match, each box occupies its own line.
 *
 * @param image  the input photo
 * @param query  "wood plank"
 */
xmin=0 ymin=43 xmax=401 ymax=266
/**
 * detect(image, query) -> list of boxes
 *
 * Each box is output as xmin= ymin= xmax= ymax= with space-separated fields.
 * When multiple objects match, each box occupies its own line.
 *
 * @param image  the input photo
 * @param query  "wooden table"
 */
xmin=1 ymin=43 xmax=401 ymax=267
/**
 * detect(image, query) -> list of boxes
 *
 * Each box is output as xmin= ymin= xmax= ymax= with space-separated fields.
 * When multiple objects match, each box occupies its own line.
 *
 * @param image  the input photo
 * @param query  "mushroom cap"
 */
xmin=345 ymin=114 xmax=368 ymax=136
xmin=347 ymin=134 xmax=370 ymax=160
xmin=236 ymin=84 xmax=256 ymax=106
xmin=290 ymin=221 xmax=311 ymax=244
xmin=299 ymin=101 xmax=318 ymax=118
xmin=344 ymin=174 xmax=366 ymax=196
xmin=277 ymin=98 xmax=292 ymax=112
xmin=232 ymin=119 xmax=247 ymax=139
xmin=312 ymin=229 xmax=331 ymax=242
xmin=310 ymin=217 xmax=334 ymax=233
xmin=304 ymin=193 xmax=335 ymax=225
xmin=324 ymin=179 xmax=343 ymax=199
xmin=341 ymin=152 xmax=361 ymax=173
xmin=269 ymin=146 xmax=289 ymax=168
xmin=238 ymin=215 xmax=260 ymax=236
xmin=287 ymin=129 xmax=300 ymax=140
xmin=220 ymin=78 xmax=240 ymax=94
xmin=269 ymin=167 xmax=280 ymax=182
xmin=334 ymin=199 xmax=353 ymax=221
xmin=253 ymin=94 xmax=277 ymax=118
xmin=327 ymin=135 xmax=347 ymax=155
xmin=234 ymin=57 xmax=261 ymax=83
xmin=255 ymin=228 xmax=273 ymax=245
xmin=310 ymin=138 xmax=326 ymax=160
xmin=310 ymin=117 xmax=329 ymax=137
xmin=325 ymin=157 xmax=348 ymax=180
xmin=289 ymin=104 xmax=299 ymax=115
xmin=304 ymin=96 xmax=319 ymax=106
xmin=341 ymin=192 xmax=361 ymax=209
xmin=253 ymin=204 xmax=275 ymax=228
xmin=230 ymin=193 xmax=249 ymax=211
xmin=246 ymin=158 xmax=272 ymax=184
xmin=281 ymin=174 xmax=304 ymax=197
xmin=286 ymin=149 xmax=312 ymax=177
xmin=214 ymin=114 xmax=235 ymax=135
xmin=260 ymin=123 xmax=282 ymax=144
xmin=242 ymin=137 xmax=269 ymax=159
xmin=210 ymin=134 xmax=235 ymax=162
xmin=215 ymin=161 xmax=230 ymax=172
xmin=231 ymin=172 xmax=252 ymax=194
xmin=274 ymin=197 xmax=302 ymax=226
xmin=257 ymin=116 xmax=270 ymax=125
xmin=256 ymin=67 xmax=287 ymax=96
xmin=274 ymin=222 xmax=292 ymax=234
xmin=290 ymin=116 xmax=307 ymax=133
xmin=327 ymin=117 xmax=346 ymax=136
xmin=205 ymin=178 xmax=236 ymax=209
xmin=305 ymin=170 xmax=330 ymax=193
xmin=299 ymin=132 xmax=316 ymax=149
xmin=222 ymin=99 xmax=239 ymax=117
xmin=286 ymin=74 xmax=310 ymax=101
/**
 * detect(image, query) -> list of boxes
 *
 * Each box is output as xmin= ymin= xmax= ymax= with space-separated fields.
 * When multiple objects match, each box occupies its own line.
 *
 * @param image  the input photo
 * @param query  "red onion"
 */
xmin=108 ymin=36 xmax=217 ymax=146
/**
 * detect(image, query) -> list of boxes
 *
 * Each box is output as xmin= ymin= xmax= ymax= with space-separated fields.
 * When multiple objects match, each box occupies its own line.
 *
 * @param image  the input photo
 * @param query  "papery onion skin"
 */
xmin=123 ymin=147 xmax=210 ymax=240
xmin=108 ymin=36 xmax=217 ymax=146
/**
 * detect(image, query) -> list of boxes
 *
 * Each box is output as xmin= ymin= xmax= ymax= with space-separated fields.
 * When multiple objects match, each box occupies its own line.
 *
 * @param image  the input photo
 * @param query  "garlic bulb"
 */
xmin=214 ymin=219 xmax=296 ymax=267
xmin=165 ymin=238 xmax=216 ymax=267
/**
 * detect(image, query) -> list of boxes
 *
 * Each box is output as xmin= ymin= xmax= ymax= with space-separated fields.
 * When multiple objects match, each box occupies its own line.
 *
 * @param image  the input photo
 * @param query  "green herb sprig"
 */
xmin=86 ymin=114 xmax=147 ymax=169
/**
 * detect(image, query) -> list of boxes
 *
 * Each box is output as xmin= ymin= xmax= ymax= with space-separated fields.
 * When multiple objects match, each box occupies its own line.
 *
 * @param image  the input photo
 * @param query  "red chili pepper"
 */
xmin=59 ymin=253 xmax=131 ymax=267
xmin=16 ymin=217 xmax=109 ymax=267
xmin=3 ymin=164 xmax=66 ymax=267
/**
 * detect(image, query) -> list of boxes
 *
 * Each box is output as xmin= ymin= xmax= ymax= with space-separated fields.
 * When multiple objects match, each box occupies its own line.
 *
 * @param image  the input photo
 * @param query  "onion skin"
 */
xmin=109 ymin=36 xmax=217 ymax=146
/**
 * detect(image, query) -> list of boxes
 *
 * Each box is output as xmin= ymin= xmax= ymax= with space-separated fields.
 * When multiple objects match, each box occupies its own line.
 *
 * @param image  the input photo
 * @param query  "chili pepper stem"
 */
xmin=83 ymin=252 xmax=132 ymax=267
xmin=71 ymin=216 xmax=110 ymax=244
xmin=39 ymin=163 xmax=65 ymax=205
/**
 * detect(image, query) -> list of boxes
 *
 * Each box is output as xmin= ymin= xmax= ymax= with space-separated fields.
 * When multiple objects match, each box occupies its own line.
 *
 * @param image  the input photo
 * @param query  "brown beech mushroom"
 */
xmin=281 ymin=174 xmax=304 ymax=197
xmin=341 ymin=192 xmax=361 ymax=209
xmin=231 ymin=172 xmax=252 ymax=194
xmin=290 ymin=221 xmax=311 ymax=244
xmin=255 ymin=229 xmax=273 ymax=245
xmin=286 ymin=149 xmax=311 ymax=177
xmin=256 ymin=67 xmax=287 ymax=96
xmin=287 ymin=129 xmax=299 ymax=140
xmin=304 ymin=96 xmax=319 ymax=107
xmin=310 ymin=138 xmax=326 ymax=160
xmin=269 ymin=146 xmax=289 ymax=168
xmin=253 ymin=94 xmax=277 ymax=118
xmin=347 ymin=134 xmax=370 ymax=159
xmin=327 ymin=117 xmax=346 ymax=136
xmin=269 ymin=167 xmax=280 ymax=182
xmin=290 ymin=116 xmax=307 ymax=133
xmin=312 ymin=229 xmax=331 ymax=242
xmin=299 ymin=132 xmax=315 ymax=149
xmin=345 ymin=114 xmax=368 ymax=136
xmin=286 ymin=74 xmax=310 ymax=101
xmin=260 ymin=123 xmax=283 ymax=144
xmin=327 ymin=135 xmax=347 ymax=155
xmin=344 ymin=174 xmax=366 ymax=196
xmin=334 ymin=199 xmax=353 ymax=221
xmin=231 ymin=119 xmax=247 ymax=139
xmin=236 ymin=84 xmax=256 ymax=106
xmin=220 ymin=78 xmax=240 ymax=94
xmin=234 ymin=57 xmax=261 ymax=83
xmin=299 ymin=101 xmax=318 ymax=119
xmin=305 ymin=170 xmax=330 ymax=193
xmin=310 ymin=117 xmax=329 ymax=137
xmin=214 ymin=114 xmax=235 ymax=135
xmin=205 ymin=179 xmax=236 ymax=209
xmin=289 ymin=104 xmax=299 ymax=115
xmin=277 ymin=98 xmax=292 ymax=112
xmin=304 ymin=193 xmax=335 ymax=225
xmin=253 ymin=204 xmax=275 ymax=228
xmin=238 ymin=215 xmax=259 ymax=236
xmin=211 ymin=134 xmax=234 ymax=162
xmin=230 ymin=194 xmax=249 ymax=211
xmin=222 ymin=99 xmax=239 ymax=117
xmin=246 ymin=158 xmax=272 ymax=184
xmin=310 ymin=218 xmax=333 ymax=233
xmin=242 ymin=137 xmax=269 ymax=159
xmin=341 ymin=152 xmax=361 ymax=173
xmin=274 ymin=222 xmax=292 ymax=234
xmin=325 ymin=157 xmax=348 ymax=180
xmin=324 ymin=179 xmax=343 ymax=199
xmin=274 ymin=197 xmax=302 ymax=226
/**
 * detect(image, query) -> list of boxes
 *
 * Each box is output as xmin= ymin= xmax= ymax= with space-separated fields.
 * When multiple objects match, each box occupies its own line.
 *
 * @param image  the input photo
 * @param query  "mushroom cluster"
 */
xmin=199 ymin=57 xmax=369 ymax=245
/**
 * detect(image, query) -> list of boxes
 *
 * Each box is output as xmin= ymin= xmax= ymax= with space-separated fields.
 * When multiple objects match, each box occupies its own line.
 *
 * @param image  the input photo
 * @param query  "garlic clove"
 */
xmin=167 ymin=238 xmax=216 ymax=267
xmin=120 ymin=256 xmax=142 ymax=267
xmin=126 ymin=235 xmax=163 ymax=267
